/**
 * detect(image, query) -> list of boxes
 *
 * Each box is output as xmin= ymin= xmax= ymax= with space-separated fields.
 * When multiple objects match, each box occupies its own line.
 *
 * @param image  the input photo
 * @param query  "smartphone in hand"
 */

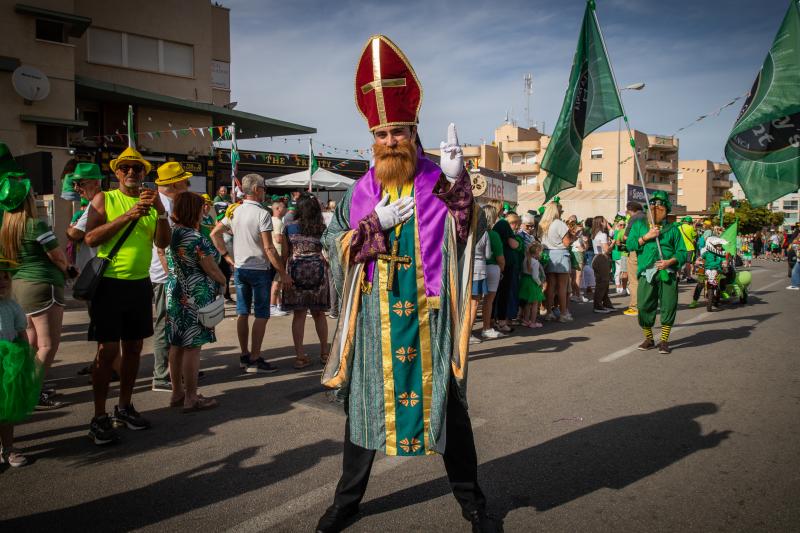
xmin=141 ymin=182 xmax=157 ymax=191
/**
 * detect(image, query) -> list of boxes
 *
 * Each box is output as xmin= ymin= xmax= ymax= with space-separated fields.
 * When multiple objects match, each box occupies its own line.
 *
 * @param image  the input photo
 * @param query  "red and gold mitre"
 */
xmin=355 ymin=35 xmax=422 ymax=131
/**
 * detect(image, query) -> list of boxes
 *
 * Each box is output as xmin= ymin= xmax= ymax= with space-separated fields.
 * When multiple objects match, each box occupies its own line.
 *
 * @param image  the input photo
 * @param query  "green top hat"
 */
xmin=0 ymin=175 xmax=31 ymax=211
xmin=648 ymin=190 xmax=672 ymax=213
xmin=0 ymin=142 xmax=24 ymax=179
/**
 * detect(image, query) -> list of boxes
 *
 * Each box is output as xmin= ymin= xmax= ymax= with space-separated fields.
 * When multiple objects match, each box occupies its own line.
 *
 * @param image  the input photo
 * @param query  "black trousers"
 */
xmin=332 ymin=381 xmax=486 ymax=513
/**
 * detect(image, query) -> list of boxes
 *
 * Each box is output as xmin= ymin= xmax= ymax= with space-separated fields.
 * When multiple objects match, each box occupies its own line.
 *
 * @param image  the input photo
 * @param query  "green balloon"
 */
xmin=735 ymin=270 xmax=752 ymax=287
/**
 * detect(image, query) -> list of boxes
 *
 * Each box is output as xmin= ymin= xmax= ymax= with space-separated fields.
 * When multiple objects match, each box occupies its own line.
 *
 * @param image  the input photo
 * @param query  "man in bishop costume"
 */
xmin=316 ymin=35 xmax=493 ymax=532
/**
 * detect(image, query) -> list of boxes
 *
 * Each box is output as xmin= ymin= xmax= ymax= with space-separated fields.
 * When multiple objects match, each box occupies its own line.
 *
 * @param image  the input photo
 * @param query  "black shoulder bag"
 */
xmin=72 ymin=219 xmax=140 ymax=301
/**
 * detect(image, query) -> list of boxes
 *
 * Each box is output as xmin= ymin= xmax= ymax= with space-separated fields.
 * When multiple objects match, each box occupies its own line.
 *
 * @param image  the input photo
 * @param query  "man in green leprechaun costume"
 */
xmin=626 ymin=190 xmax=687 ymax=354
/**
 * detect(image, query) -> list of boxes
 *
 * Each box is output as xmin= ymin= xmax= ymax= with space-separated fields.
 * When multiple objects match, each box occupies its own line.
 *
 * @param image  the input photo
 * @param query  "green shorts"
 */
xmin=12 ymin=279 xmax=65 ymax=315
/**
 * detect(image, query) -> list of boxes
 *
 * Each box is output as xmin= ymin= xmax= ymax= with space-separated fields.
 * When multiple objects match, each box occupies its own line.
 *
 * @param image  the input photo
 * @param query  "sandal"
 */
xmin=169 ymin=395 xmax=185 ymax=408
xmin=320 ymin=352 xmax=330 ymax=365
xmin=182 ymin=395 xmax=218 ymax=413
xmin=293 ymin=356 xmax=312 ymax=370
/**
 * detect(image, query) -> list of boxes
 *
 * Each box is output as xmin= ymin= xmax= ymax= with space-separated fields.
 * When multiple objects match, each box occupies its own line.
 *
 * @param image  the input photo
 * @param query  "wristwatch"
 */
xmin=158 ymin=213 xmax=168 ymax=220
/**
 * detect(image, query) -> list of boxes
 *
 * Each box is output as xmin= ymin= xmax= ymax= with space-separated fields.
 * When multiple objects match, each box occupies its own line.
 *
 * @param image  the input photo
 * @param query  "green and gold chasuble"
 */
xmin=377 ymin=187 xmax=434 ymax=455
xmin=321 ymin=182 xmax=481 ymax=456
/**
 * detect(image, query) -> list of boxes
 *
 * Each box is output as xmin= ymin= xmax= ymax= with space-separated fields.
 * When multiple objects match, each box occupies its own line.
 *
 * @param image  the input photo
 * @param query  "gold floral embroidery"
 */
xmin=394 ymin=346 xmax=417 ymax=363
xmin=398 ymin=437 xmax=421 ymax=453
xmin=392 ymin=300 xmax=415 ymax=316
xmin=397 ymin=391 xmax=420 ymax=407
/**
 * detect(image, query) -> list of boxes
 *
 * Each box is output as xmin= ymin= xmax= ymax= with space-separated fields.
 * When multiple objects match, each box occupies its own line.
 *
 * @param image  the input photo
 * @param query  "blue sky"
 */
xmin=224 ymin=0 xmax=791 ymax=163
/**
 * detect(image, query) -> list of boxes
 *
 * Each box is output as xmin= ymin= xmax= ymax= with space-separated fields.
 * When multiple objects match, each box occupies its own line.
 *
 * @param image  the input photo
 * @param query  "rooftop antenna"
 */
xmin=523 ymin=73 xmax=533 ymax=128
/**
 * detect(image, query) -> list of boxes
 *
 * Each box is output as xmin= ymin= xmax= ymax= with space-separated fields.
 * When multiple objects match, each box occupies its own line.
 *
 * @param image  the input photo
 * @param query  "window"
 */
xmin=590 ymin=148 xmax=604 ymax=159
xmin=511 ymin=154 xmax=523 ymax=164
xmin=524 ymin=152 xmax=537 ymax=164
xmin=678 ymin=188 xmax=684 ymax=196
xmin=87 ymin=28 xmax=194 ymax=77
xmin=784 ymin=200 xmax=798 ymax=210
xmin=36 ymin=125 xmax=67 ymax=147
xmin=590 ymin=172 xmax=603 ymax=182
xmin=127 ymin=34 xmax=159 ymax=71
xmin=163 ymin=40 xmax=194 ymax=77
xmin=36 ymin=19 xmax=66 ymax=43
xmin=677 ymin=172 xmax=684 ymax=180
xmin=88 ymin=28 xmax=122 ymax=66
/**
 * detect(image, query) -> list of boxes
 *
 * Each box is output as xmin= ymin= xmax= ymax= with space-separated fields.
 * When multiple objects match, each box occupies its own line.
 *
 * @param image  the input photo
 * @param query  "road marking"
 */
xmin=227 ymin=417 xmax=487 ymax=533
xmin=599 ymin=275 xmax=781 ymax=363
xmin=599 ymin=311 xmax=710 ymax=362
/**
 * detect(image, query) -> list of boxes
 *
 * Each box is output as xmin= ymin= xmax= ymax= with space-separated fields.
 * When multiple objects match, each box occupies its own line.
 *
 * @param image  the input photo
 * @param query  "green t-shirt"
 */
xmin=702 ymin=250 xmax=724 ymax=270
xmin=611 ymin=228 xmax=625 ymax=261
xmin=13 ymin=218 xmax=65 ymax=286
xmin=97 ymin=189 xmax=157 ymax=280
xmin=626 ymin=220 xmax=687 ymax=277
xmin=486 ymin=229 xmax=503 ymax=265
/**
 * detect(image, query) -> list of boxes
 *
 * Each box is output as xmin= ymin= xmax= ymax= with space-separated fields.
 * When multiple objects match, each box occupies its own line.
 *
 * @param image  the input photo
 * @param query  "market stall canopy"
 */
xmin=265 ymin=168 xmax=355 ymax=190
xmin=75 ymin=76 xmax=315 ymax=139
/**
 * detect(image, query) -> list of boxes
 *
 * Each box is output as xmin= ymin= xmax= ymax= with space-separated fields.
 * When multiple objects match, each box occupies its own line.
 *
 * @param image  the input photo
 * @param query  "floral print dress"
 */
xmin=166 ymin=226 xmax=220 ymax=347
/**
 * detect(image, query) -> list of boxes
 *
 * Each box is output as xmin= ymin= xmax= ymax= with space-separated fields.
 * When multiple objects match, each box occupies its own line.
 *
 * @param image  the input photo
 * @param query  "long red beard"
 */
xmin=373 ymin=139 xmax=418 ymax=190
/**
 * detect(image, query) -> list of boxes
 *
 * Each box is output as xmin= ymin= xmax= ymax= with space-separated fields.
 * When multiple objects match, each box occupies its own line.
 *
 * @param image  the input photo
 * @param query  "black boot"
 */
xmin=315 ymin=504 xmax=359 ymax=533
xmin=463 ymin=509 xmax=501 ymax=533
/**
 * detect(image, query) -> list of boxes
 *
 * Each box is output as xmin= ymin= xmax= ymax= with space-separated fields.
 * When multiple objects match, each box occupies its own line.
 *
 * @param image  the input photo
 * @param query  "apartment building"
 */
xmin=677 ymin=160 xmax=732 ymax=213
xmin=517 ymin=129 xmax=681 ymax=220
xmin=767 ymin=191 xmax=800 ymax=229
xmin=1 ymin=0 xmax=313 ymax=235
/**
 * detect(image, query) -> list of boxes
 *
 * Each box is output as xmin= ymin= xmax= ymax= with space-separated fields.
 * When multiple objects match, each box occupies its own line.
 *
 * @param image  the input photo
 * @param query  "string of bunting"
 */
xmin=672 ymin=92 xmax=749 ymax=135
xmin=77 ymin=125 xmax=236 ymax=143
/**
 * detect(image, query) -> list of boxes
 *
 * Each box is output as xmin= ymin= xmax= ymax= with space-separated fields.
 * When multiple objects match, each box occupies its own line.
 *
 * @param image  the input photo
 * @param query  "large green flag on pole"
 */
xmin=725 ymin=0 xmax=800 ymax=207
xmin=541 ymin=0 xmax=624 ymax=201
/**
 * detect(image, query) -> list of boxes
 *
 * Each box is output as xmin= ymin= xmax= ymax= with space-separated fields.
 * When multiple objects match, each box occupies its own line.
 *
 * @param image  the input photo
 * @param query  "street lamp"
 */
xmin=617 ymin=82 xmax=646 ymax=212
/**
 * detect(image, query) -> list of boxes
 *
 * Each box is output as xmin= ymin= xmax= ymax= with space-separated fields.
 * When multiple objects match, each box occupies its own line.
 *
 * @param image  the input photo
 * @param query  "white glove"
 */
xmin=374 ymin=194 xmax=414 ymax=230
xmin=439 ymin=122 xmax=464 ymax=182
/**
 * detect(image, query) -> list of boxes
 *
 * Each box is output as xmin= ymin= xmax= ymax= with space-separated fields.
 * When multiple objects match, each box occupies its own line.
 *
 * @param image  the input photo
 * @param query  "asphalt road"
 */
xmin=1 ymin=259 xmax=798 ymax=532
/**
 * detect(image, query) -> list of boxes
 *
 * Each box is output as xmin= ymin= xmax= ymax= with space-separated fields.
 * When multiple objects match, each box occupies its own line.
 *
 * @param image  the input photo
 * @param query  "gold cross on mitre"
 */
xmin=378 ymin=239 xmax=411 ymax=292
xmin=360 ymin=37 xmax=407 ymax=126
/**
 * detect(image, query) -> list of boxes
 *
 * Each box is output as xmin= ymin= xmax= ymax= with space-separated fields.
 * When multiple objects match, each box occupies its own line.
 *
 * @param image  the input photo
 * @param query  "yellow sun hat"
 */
xmin=109 ymin=147 xmax=152 ymax=174
xmin=155 ymin=161 xmax=192 ymax=185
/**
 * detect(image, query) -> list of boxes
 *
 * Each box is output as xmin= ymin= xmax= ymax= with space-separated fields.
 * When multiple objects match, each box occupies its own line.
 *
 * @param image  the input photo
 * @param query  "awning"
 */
xmin=75 ymin=76 xmax=316 ymax=139
xmin=20 ymin=115 xmax=88 ymax=128
xmin=14 ymin=4 xmax=91 ymax=37
xmin=265 ymin=168 xmax=355 ymax=190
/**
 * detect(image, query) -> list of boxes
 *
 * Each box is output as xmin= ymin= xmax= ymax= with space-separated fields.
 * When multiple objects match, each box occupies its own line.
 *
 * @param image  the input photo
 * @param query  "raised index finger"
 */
xmin=447 ymin=123 xmax=458 ymax=146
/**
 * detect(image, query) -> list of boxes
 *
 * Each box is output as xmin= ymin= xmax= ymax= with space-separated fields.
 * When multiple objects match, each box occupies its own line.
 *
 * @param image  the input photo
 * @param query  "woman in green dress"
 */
xmin=166 ymin=192 xmax=226 ymax=412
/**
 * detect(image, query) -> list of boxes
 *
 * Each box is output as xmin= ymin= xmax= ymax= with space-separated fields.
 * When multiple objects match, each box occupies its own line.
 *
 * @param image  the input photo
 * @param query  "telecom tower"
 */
xmin=523 ymin=73 xmax=533 ymax=129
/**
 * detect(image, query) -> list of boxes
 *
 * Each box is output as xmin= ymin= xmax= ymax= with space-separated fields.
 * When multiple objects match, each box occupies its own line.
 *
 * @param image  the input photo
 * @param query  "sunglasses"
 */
xmin=118 ymin=164 xmax=144 ymax=173
xmin=651 ymin=200 xmax=667 ymax=207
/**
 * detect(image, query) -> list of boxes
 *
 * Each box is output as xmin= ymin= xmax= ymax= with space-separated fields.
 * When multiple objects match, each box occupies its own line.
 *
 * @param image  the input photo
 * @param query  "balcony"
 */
xmin=647 ymin=135 xmax=678 ymax=150
xmin=712 ymin=178 xmax=731 ymax=188
xmin=645 ymin=181 xmax=674 ymax=193
xmin=501 ymin=162 xmax=541 ymax=174
xmin=645 ymin=159 xmax=677 ymax=172
xmin=501 ymin=140 xmax=541 ymax=153
xmin=713 ymin=162 xmax=731 ymax=173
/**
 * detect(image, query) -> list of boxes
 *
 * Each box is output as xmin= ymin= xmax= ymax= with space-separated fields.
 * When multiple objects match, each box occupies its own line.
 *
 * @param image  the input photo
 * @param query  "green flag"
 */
xmin=725 ymin=0 xmax=800 ymax=207
xmin=541 ymin=0 xmax=623 ymax=201
xmin=308 ymin=140 xmax=318 ymax=191
xmin=720 ymin=219 xmax=738 ymax=256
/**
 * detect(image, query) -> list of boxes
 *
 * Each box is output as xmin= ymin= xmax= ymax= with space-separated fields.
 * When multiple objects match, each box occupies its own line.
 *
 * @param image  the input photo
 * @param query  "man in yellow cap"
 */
xmin=84 ymin=147 xmax=171 ymax=445
xmin=150 ymin=161 xmax=192 ymax=393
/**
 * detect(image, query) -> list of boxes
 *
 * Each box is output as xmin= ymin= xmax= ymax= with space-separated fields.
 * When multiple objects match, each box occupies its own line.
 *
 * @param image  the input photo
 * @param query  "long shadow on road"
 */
xmin=359 ymin=403 xmax=730 ymax=525
xmin=1 ymin=440 xmax=339 ymax=531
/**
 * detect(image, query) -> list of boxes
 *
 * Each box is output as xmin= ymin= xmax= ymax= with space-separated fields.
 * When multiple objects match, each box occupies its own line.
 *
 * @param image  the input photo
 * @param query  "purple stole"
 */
xmin=349 ymin=155 xmax=446 ymax=298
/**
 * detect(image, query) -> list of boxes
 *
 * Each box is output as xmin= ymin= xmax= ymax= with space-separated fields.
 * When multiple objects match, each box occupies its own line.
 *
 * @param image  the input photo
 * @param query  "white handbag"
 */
xmin=197 ymin=295 xmax=225 ymax=328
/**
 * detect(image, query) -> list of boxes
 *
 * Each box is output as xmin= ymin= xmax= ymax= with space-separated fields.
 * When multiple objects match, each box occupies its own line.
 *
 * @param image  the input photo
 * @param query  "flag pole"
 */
xmin=591 ymin=4 xmax=665 ymax=263
xmin=308 ymin=139 xmax=313 ymax=192
xmin=127 ymin=105 xmax=135 ymax=149
xmin=230 ymin=122 xmax=238 ymax=198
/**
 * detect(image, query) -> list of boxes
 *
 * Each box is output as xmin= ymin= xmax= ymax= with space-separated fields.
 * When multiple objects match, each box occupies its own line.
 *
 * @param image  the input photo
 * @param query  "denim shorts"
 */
xmin=234 ymin=268 xmax=274 ymax=318
xmin=472 ymin=278 xmax=488 ymax=296
xmin=545 ymin=248 xmax=572 ymax=274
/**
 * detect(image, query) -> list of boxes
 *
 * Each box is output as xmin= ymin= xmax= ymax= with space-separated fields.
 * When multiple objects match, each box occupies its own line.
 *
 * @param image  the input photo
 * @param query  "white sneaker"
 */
xmin=558 ymin=313 xmax=574 ymax=323
xmin=469 ymin=335 xmax=482 ymax=344
xmin=0 ymin=447 xmax=28 ymax=467
xmin=616 ymin=288 xmax=624 ymax=295
xmin=270 ymin=306 xmax=288 ymax=317
xmin=593 ymin=307 xmax=611 ymax=314
xmin=481 ymin=328 xmax=503 ymax=340
xmin=543 ymin=312 xmax=557 ymax=322
xmin=787 ymin=286 xmax=800 ymax=290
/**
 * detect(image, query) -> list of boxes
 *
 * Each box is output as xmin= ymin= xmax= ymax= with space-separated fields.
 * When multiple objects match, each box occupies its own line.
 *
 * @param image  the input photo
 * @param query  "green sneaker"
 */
xmin=688 ymin=300 xmax=698 ymax=309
